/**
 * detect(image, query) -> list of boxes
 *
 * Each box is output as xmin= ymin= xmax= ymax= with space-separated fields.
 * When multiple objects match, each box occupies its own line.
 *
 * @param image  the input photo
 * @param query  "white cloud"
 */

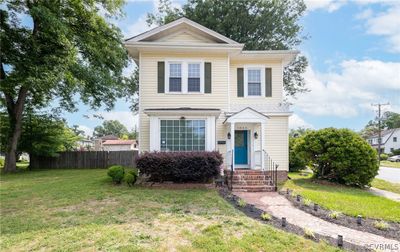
xmin=289 ymin=114 xmax=314 ymax=129
xmin=91 ymin=111 xmax=138 ymax=131
xmin=78 ymin=125 xmax=94 ymax=137
xmin=361 ymin=3 xmax=400 ymax=53
xmin=124 ymin=15 xmax=156 ymax=38
xmin=304 ymin=0 xmax=347 ymax=12
xmin=291 ymin=59 xmax=400 ymax=118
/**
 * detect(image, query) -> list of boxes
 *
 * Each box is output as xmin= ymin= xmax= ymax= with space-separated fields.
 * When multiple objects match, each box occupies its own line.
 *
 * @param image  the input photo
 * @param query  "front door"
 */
xmin=234 ymin=130 xmax=248 ymax=165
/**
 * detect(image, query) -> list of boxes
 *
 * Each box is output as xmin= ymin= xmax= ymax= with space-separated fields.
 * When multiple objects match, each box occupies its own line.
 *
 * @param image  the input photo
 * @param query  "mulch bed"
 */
xmin=281 ymin=190 xmax=400 ymax=241
xmin=140 ymin=182 xmax=215 ymax=190
xmin=219 ymin=188 xmax=371 ymax=252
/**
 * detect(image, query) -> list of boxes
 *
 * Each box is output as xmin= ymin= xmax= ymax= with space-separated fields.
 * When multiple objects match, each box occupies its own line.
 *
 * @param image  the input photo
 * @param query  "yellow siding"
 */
xmin=139 ymin=52 xmax=230 ymax=151
xmin=230 ymin=60 xmax=283 ymax=107
xmin=265 ymin=116 xmax=289 ymax=171
xmin=157 ymin=31 xmax=214 ymax=43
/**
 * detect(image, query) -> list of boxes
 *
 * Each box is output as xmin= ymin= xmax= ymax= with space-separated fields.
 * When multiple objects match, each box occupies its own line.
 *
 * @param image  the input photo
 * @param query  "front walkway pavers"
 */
xmin=369 ymin=187 xmax=400 ymax=202
xmin=234 ymin=192 xmax=400 ymax=251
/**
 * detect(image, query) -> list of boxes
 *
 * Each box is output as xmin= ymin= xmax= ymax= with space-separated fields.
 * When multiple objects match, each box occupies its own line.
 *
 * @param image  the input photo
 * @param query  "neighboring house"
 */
xmin=77 ymin=139 xmax=94 ymax=151
xmin=367 ymin=128 xmax=400 ymax=154
xmin=124 ymin=18 xmax=297 ymax=188
xmin=94 ymin=135 xmax=119 ymax=151
xmin=102 ymin=140 xmax=138 ymax=151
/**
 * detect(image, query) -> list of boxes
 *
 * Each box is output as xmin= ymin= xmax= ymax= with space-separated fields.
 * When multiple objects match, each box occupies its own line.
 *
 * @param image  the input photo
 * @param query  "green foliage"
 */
xmin=0 ymin=157 xmax=4 ymax=168
xmin=295 ymin=128 xmax=379 ymax=187
xmin=328 ymin=211 xmax=342 ymax=219
xmin=303 ymin=198 xmax=312 ymax=207
xmin=380 ymin=153 xmax=389 ymax=161
xmin=392 ymin=149 xmax=400 ymax=155
xmin=107 ymin=165 xmax=125 ymax=184
xmin=93 ymin=120 xmax=129 ymax=138
xmin=289 ymin=137 xmax=307 ymax=172
xmin=147 ymin=0 xmax=308 ymax=97
xmin=360 ymin=111 xmax=400 ymax=138
xmin=260 ymin=212 xmax=271 ymax=221
xmin=0 ymin=112 xmax=81 ymax=157
xmin=237 ymin=199 xmax=247 ymax=208
xmin=124 ymin=168 xmax=138 ymax=186
xmin=1 ymin=0 xmax=136 ymax=171
xmin=373 ymin=220 xmax=389 ymax=230
xmin=303 ymin=228 xmax=315 ymax=239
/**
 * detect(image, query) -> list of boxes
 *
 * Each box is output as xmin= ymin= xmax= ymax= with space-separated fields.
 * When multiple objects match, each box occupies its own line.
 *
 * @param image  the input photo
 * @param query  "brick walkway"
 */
xmin=234 ymin=192 xmax=400 ymax=251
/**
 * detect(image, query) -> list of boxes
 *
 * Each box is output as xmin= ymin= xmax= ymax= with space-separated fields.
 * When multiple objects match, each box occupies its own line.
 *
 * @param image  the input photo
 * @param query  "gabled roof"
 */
xmin=224 ymin=107 xmax=269 ymax=124
xmin=125 ymin=17 xmax=240 ymax=45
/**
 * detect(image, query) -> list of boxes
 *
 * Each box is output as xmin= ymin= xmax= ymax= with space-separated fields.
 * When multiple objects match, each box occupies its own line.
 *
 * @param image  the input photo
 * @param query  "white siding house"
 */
xmin=367 ymin=128 xmax=400 ymax=154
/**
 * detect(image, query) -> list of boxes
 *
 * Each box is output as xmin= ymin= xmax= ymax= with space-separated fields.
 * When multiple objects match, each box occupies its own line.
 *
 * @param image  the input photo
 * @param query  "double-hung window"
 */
xmin=188 ymin=63 xmax=201 ymax=92
xmin=169 ymin=63 xmax=182 ymax=92
xmin=247 ymin=69 xmax=261 ymax=96
xmin=167 ymin=61 xmax=203 ymax=93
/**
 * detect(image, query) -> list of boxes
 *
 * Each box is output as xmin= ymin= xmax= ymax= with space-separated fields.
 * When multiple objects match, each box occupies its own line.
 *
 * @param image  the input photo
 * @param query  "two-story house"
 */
xmin=367 ymin=128 xmax=400 ymax=154
xmin=125 ymin=18 xmax=298 ymax=189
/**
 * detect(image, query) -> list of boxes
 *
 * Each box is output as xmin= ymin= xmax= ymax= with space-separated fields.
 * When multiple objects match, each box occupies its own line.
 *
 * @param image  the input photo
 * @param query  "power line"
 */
xmin=371 ymin=102 xmax=390 ymax=162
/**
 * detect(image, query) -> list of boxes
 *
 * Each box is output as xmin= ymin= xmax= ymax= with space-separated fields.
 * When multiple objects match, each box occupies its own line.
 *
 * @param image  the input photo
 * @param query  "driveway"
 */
xmin=377 ymin=166 xmax=400 ymax=183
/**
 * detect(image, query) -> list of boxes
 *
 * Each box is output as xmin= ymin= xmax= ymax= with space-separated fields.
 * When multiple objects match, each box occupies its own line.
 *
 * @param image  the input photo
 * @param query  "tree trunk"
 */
xmin=3 ymin=87 xmax=28 ymax=173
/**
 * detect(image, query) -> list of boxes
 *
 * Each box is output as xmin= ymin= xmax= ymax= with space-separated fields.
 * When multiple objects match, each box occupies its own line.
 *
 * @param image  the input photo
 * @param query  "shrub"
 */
xmin=392 ymin=149 xmax=400 ymax=155
xmin=136 ymin=151 xmax=223 ymax=183
xmin=380 ymin=153 xmax=388 ymax=161
xmin=124 ymin=168 xmax=138 ymax=186
xmin=107 ymin=165 xmax=125 ymax=184
xmin=303 ymin=198 xmax=312 ymax=207
xmin=0 ymin=157 xmax=4 ymax=168
xmin=289 ymin=137 xmax=307 ymax=172
xmin=374 ymin=220 xmax=389 ymax=230
xmin=304 ymin=228 xmax=315 ymax=239
xmin=295 ymin=128 xmax=379 ymax=187
xmin=328 ymin=211 xmax=342 ymax=219
xmin=237 ymin=198 xmax=247 ymax=207
xmin=260 ymin=212 xmax=271 ymax=221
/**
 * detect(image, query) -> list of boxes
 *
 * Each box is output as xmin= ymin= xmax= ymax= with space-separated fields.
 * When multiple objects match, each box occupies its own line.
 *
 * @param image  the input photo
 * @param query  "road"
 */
xmin=377 ymin=167 xmax=400 ymax=183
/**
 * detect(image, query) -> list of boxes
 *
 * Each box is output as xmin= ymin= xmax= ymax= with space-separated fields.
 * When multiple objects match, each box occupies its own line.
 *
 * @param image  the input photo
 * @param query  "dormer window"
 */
xmin=169 ymin=63 xmax=182 ymax=92
xmin=166 ymin=60 xmax=204 ymax=93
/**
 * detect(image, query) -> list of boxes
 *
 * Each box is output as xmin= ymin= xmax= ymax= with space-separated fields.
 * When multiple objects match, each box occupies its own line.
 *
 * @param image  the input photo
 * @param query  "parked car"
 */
xmin=388 ymin=155 xmax=400 ymax=162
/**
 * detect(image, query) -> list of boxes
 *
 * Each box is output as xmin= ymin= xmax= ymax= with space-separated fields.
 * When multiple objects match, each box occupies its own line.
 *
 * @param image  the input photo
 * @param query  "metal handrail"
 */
xmin=262 ymin=149 xmax=278 ymax=191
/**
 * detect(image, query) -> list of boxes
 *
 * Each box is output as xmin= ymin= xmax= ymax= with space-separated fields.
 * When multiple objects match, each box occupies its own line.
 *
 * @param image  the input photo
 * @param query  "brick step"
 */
xmin=232 ymin=175 xmax=272 ymax=180
xmin=232 ymin=170 xmax=271 ymax=175
xmin=230 ymin=180 xmax=273 ymax=186
xmin=232 ymin=185 xmax=275 ymax=192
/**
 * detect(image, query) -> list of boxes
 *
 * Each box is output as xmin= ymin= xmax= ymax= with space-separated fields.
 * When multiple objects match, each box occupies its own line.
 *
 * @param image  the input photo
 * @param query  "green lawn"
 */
xmin=0 ymin=169 xmax=339 ymax=251
xmin=381 ymin=160 xmax=400 ymax=168
xmin=372 ymin=178 xmax=400 ymax=194
xmin=284 ymin=172 xmax=400 ymax=222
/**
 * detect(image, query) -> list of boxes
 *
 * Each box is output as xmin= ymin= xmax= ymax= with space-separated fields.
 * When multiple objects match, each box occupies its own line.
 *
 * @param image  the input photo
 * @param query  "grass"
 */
xmin=0 ymin=169 xmax=341 ymax=251
xmin=380 ymin=160 xmax=400 ymax=168
xmin=284 ymin=172 xmax=400 ymax=222
xmin=371 ymin=178 xmax=400 ymax=194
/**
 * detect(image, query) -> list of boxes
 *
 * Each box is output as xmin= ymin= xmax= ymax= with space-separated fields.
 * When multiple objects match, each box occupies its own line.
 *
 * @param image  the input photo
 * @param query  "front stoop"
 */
xmin=227 ymin=170 xmax=275 ymax=192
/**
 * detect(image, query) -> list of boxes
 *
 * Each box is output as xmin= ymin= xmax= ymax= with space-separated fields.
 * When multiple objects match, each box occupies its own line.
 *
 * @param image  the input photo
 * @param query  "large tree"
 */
xmin=147 ymin=0 xmax=308 ymax=96
xmin=93 ymin=120 xmax=129 ymax=138
xmin=360 ymin=111 xmax=400 ymax=138
xmin=1 ymin=1 xmax=137 ymax=172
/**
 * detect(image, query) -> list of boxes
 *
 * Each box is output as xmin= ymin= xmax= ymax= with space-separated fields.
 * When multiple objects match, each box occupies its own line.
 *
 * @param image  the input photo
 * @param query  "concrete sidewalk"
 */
xmin=234 ymin=192 xmax=400 ymax=251
xmin=369 ymin=187 xmax=400 ymax=202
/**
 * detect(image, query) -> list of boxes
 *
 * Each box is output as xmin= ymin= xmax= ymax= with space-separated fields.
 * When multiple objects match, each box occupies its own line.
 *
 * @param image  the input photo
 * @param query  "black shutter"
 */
xmin=265 ymin=68 xmax=272 ymax=97
xmin=237 ymin=68 xmax=244 ymax=97
xmin=157 ymin=61 xmax=165 ymax=93
xmin=204 ymin=62 xmax=212 ymax=93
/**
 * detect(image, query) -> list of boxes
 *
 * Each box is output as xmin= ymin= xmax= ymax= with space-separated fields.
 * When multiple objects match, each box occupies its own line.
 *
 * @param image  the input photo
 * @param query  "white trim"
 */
xmin=138 ymin=52 xmax=142 ymax=153
xmin=126 ymin=17 xmax=240 ymax=45
xmin=165 ymin=59 xmax=205 ymax=94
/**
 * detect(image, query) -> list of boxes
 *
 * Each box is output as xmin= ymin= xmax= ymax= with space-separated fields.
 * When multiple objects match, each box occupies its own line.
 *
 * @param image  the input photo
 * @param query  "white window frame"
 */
xmin=244 ymin=66 xmax=265 ymax=97
xmin=165 ymin=59 xmax=204 ymax=94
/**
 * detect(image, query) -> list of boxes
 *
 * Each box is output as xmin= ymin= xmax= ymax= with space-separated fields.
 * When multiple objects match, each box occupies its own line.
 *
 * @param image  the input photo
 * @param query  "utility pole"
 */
xmin=372 ymin=102 xmax=389 ymax=162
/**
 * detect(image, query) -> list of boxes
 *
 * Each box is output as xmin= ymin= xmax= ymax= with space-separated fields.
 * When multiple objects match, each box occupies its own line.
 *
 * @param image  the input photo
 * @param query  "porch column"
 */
xmin=230 ymin=122 xmax=235 ymax=171
xmin=261 ymin=122 xmax=265 ymax=170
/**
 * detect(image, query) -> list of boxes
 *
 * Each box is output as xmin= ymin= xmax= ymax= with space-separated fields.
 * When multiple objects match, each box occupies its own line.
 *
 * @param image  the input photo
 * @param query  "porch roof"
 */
xmin=144 ymin=107 xmax=221 ymax=117
xmin=223 ymin=107 xmax=269 ymax=124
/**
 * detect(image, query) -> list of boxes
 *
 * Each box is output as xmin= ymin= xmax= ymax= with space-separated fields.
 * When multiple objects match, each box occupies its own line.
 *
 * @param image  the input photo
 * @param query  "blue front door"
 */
xmin=234 ymin=130 xmax=248 ymax=165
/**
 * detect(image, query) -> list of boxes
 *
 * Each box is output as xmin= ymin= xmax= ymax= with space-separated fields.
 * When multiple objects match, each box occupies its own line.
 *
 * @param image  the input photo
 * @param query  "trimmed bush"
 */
xmin=295 ymin=128 xmax=379 ymax=187
xmin=107 ymin=165 xmax=125 ymax=184
xmin=124 ymin=168 xmax=138 ymax=186
xmin=289 ymin=137 xmax=307 ymax=172
xmin=380 ymin=153 xmax=388 ymax=161
xmin=136 ymin=151 xmax=223 ymax=183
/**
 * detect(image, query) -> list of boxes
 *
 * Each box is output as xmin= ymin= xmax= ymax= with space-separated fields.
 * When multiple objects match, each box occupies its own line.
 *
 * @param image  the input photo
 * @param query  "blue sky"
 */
xmin=63 ymin=0 xmax=400 ymax=136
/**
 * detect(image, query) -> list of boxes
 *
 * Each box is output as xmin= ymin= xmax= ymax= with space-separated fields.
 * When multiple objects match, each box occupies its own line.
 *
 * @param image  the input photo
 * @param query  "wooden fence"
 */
xmin=30 ymin=151 xmax=138 ymax=169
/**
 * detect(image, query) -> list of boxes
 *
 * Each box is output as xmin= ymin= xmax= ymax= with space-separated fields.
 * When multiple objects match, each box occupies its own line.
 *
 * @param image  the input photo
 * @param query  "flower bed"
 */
xmin=280 ymin=189 xmax=400 ymax=240
xmin=219 ymin=188 xmax=368 ymax=251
